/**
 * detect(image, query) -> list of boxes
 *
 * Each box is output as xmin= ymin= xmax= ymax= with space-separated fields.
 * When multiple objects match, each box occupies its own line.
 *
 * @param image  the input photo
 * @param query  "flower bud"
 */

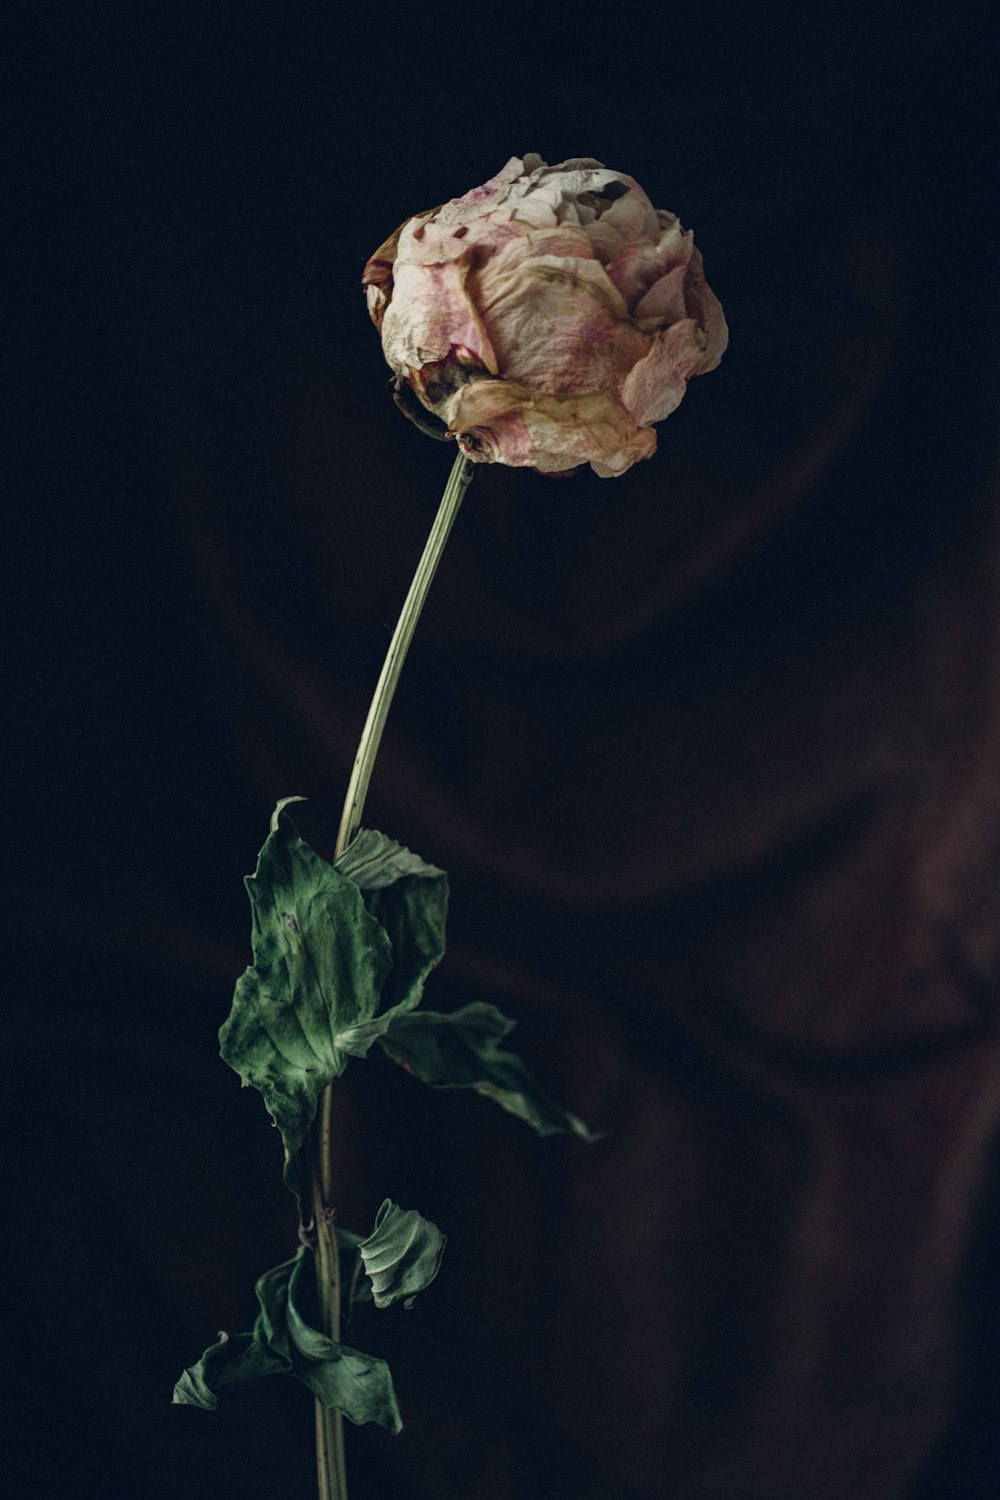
xmin=364 ymin=154 xmax=727 ymax=477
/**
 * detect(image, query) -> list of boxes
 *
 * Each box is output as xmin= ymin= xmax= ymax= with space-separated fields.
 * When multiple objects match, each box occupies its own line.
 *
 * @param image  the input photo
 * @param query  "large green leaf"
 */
xmin=220 ymin=811 xmax=451 ymax=1174
xmin=219 ymin=804 xmax=594 ymax=1208
xmin=378 ymin=1002 xmax=598 ymax=1141
xmin=359 ymin=1200 xmax=447 ymax=1309
xmin=172 ymin=1246 xmax=402 ymax=1432
xmin=218 ymin=801 xmax=393 ymax=1159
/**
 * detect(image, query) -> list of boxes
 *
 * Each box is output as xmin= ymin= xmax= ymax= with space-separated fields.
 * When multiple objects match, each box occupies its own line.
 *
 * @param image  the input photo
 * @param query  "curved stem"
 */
xmin=336 ymin=449 xmax=474 ymax=854
xmin=312 ymin=448 xmax=474 ymax=1500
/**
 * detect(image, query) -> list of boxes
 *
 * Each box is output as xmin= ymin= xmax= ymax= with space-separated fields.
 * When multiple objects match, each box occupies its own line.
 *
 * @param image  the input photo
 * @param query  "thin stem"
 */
xmin=336 ymin=449 xmax=475 ymax=854
xmin=311 ymin=447 xmax=474 ymax=1500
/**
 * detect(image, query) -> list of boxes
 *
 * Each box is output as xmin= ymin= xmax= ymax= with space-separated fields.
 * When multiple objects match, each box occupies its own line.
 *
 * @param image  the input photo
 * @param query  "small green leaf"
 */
xmin=359 ymin=1200 xmax=447 ymax=1309
xmin=218 ymin=806 xmax=393 ymax=1158
xmin=334 ymin=829 xmax=448 ymax=1048
xmin=335 ymin=828 xmax=444 ymax=890
xmin=379 ymin=1002 xmax=598 ymax=1141
xmin=172 ymin=1332 xmax=282 ymax=1410
xmin=336 ymin=1224 xmax=374 ymax=1315
xmin=173 ymin=1247 xmax=402 ymax=1433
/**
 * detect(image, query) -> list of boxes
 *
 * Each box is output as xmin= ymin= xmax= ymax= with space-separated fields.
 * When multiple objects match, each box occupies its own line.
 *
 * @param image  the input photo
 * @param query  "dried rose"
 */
xmin=364 ymin=153 xmax=727 ymax=478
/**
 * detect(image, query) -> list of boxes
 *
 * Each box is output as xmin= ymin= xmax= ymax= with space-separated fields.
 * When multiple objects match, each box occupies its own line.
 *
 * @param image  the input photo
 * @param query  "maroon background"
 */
xmin=9 ymin=3 xmax=1000 ymax=1496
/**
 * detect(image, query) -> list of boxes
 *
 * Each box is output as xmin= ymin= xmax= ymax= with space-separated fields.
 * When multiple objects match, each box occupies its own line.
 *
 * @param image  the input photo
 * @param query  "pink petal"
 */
xmin=633 ymin=263 xmax=689 ymax=324
xmin=471 ymin=242 xmax=647 ymax=396
xmin=621 ymin=318 xmax=706 ymax=428
xmin=606 ymin=223 xmax=693 ymax=313
xmin=381 ymin=256 xmax=497 ymax=374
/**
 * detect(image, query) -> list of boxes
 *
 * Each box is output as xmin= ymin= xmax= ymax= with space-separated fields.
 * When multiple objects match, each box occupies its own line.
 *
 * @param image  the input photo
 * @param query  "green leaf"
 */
xmin=172 ymin=1332 xmax=282 ymax=1410
xmin=218 ymin=802 xmax=393 ymax=1159
xmin=335 ymin=1224 xmax=375 ymax=1316
xmin=173 ymin=1247 xmax=402 ymax=1433
xmin=334 ymin=829 xmax=448 ymax=1051
xmin=359 ymin=1200 xmax=447 ymax=1309
xmin=378 ymin=1002 xmax=598 ymax=1141
xmin=335 ymin=827 xmax=444 ymax=890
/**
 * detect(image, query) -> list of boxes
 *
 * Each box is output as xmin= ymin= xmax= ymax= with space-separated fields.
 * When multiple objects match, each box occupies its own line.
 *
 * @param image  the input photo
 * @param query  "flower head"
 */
xmin=364 ymin=154 xmax=727 ymax=477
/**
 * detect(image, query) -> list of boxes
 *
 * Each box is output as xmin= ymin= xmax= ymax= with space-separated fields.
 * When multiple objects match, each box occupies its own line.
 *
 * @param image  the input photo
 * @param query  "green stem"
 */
xmin=311 ymin=448 xmax=474 ymax=1500
xmin=336 ymin=449 xmax=475 ymax=854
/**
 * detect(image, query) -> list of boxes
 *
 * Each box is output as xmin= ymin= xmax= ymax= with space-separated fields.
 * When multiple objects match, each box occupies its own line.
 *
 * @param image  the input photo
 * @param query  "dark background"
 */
xmin=8 ymin=3 xmax=1000 ymax=1497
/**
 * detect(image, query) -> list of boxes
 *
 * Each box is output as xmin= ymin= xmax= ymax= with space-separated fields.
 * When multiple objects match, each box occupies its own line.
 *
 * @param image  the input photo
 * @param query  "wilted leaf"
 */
xmin=359 ymin=1200 xmax=447 ymax=1309
xmin=379 ymin=1002 xmax=598 ymax=1141
xmin=172 ymin=1246 xmax=402 ymax=1432
xmin=335 ymin=828 xmax=444 ymax=891
xmin=218 ymin=802 xmax=393 ymax=1158
xmin=219 ymin=811 xmax=452 ymax=1182
xmin=172 ymin=1332 xmax=281 ymax=1409
xmin=334 ymin=829 xmax=448 ymax=1050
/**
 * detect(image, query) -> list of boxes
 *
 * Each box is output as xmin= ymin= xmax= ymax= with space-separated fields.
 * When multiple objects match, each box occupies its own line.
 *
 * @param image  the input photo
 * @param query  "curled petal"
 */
xmin=633 ymin=263 xmax=689 ymax=324
xmin=577 ymin=218 xmax=630 ymax=263
xmin=381 ymin=256 xmax=498 ymax=374
xmin=598 ymin=188 xmax=656 ymax=241
xmin=362 ymin=218 xmax=411 ymax=331
xmin=621 ymin=318 xmax=707 ymax=428
xmin=683 ymin=246 xmax=730 ymax=372
xmin=448 ymin=379 xmax=657 ymax=477
xmin=606 ymin=222 xmax=693 ymax=315
xmin=435 ymin=155 xmax=528 ymax=226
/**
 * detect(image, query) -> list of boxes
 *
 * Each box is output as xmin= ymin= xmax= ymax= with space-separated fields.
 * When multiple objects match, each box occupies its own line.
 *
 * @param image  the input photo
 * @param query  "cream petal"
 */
xmin=600 ymin=190 xmax=653 ymax=241
xmin=547 ymin=157 xmax=606 ymax=171
xmin=400 ymin=214 xmax=525 ymax=268
xmin=400 ymin=220 xmax=476 ymax=266
xmin=621 ymin=318 xmax=706 ymax=428
xmin=474 ymin=251 xmax=647 ymax=395
xmin=579 ymin=219 xmax=629 ymax=262
xmin=683 ymin=246 xmax=730 ymax=372
xmin=501 ymin=162 xmax=654 ymax=236
xmin=435 ymin=156 xmax=527 ymax=225
xmin=381 ymin=257 xmax=497 ymax=374
xmin=470 ymin=224 xmax=597 ymax=276
xmin=362 ymin=216 xmax=416 ymax=329
xmin=365 ymin=279 xmax=389 ymax=330
xmin=447 ymin=380 xmax=657 ymax=477
xmin=554 ymin=196 xmax=585 ymax=227
xmin=505 ymin=194 xmax=561 ymax=230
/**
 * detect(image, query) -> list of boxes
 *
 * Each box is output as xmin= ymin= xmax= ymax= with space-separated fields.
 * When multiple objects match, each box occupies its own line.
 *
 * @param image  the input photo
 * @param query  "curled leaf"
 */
xmin=335 ymin=828 xmax=444 ymax=890
xmin=172 ymin=1247 xmax=402 ymax=1433
xmin=219 ymin=807 xmax=392 ymax=1159
xmin=219 ymin=813 xmax=450 ymax=1199
xmin=359 ymin=1200 xmax=447 ymax=1309
xmin=336 ymin=828 xmax=448 ymax=1019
